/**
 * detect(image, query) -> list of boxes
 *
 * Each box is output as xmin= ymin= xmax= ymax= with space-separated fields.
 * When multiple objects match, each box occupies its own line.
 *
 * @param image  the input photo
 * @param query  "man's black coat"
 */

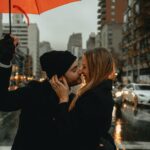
xmin=0 ymin=67 xmax=66 ymax=150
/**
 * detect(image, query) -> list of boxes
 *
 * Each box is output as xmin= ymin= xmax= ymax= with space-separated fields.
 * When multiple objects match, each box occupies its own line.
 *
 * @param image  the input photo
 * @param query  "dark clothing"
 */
xmin=0 ymin=67 xmax=68 ymax=150
xmin=57 ymin=80 xmax=116 ymax=150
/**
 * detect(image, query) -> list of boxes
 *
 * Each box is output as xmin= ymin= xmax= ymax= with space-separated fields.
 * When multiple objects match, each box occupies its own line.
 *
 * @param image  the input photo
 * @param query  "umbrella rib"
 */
xmin=34 ymin=0 xmax=40 ymax=14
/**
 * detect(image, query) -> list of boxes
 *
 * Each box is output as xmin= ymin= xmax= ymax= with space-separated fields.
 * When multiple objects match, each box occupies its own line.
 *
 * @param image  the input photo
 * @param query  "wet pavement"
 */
xmin=0 ymin=147 xmax=10 ymax=150
xmin=0 ymin=104 xmax=150 ymax=150
xmin=113 ymin=103 xmax=150 ymax=150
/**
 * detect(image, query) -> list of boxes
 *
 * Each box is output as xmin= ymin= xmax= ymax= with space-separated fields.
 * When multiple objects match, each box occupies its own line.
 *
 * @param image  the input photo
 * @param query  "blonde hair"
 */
xmin=69 ymin=48 xmax=115 ymax=111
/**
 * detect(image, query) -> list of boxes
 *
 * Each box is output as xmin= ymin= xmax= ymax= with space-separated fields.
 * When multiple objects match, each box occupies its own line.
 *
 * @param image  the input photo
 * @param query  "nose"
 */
xmin=78 ymin=67 xmax=82 ymax=75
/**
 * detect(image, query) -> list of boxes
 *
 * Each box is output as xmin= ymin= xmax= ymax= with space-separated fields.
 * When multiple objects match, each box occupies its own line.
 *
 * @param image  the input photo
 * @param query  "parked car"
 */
xmin=122 ymin=83 xmax=150 ymax=107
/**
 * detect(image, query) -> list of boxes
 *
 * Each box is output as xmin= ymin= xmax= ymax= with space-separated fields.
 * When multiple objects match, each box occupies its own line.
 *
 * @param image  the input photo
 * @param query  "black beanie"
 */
xmin=40 ymin=50 xmax=76 ymax=78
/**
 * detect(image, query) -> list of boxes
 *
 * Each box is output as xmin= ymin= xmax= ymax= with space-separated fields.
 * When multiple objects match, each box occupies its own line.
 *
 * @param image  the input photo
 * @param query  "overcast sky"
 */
xmin=3 ymin=0 xmax=98 ymax=50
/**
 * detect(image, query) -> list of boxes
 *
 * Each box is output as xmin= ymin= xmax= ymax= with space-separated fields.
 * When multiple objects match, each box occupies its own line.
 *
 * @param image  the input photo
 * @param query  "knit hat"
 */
xmin=40 ymin=50 xmax=76 ymax=78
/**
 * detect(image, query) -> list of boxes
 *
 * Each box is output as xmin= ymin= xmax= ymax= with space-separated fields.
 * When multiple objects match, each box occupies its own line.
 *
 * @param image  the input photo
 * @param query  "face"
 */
xmin=81 ymin=55 xmax=90 ymax=82
xmin=64 ymin=60 xmax=82 ymax=87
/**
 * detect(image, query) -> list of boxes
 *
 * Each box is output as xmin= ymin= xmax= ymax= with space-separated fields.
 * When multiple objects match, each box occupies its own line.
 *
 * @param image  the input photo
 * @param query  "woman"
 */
xmin=50 ymin=48 xmax=116 ymax=150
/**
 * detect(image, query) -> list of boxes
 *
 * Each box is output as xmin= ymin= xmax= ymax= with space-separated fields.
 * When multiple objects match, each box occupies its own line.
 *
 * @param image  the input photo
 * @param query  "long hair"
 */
xmin=69 ymin=48 xmax=115 ymax=111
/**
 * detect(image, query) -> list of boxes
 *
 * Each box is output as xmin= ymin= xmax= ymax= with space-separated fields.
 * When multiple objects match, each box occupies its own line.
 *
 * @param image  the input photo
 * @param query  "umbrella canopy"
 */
xmin=0 ymin=0 xmax=80 ymax=33
xmin=0 ymin=0 xmax=79 ymax=14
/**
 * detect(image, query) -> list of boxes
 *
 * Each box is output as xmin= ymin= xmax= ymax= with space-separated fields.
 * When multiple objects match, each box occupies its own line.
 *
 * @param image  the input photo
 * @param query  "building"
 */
xmin=39 ymin=41 xmax=52 ymax=57
xmin=121 ymin=0 xmax=150 ymax=84
xmin=86 ymin=32 xmax=96 ymax=50
xmin=3 ymin=14 xmax=40 ymax=79
xmin=39 ymin=41 xmax=52 ymax=79
xmin=67 ymin=33 xmax=82 ymax=58
xmin=24 ymin=54 xmax=33 ymax=77
xmin=95 ymin=32 xmax=101 ymax=48
xmin=28 ymin=23 xmax=40 ymax=79
xmin=97 ymin=0 xmax=127 ymax=54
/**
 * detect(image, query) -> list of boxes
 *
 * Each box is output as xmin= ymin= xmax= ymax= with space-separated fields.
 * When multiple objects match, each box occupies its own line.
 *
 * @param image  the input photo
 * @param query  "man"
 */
xmin=0 ymin=35 xmax=81 ymax=150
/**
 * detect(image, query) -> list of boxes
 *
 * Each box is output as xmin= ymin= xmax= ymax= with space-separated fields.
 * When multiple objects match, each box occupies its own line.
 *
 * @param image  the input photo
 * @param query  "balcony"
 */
xmin=97 ymin=14 xmax=101 ymax=19
xmin=98 ymin=0 xmax=105 ymax=7
xmin=101 ymin=7 xmax=106 ymax=14
xmin=97 ymin=26 xmax=102 ymax=31
xmin=122 ymin=29 xmax=131 ymax=37
xmin=97 ymin=9 xmax=101 ymax=13
xmin=97 ymin=20 xmax=101 ymax=25
xmin=97 ymin=13 xmax=106 ymax=20
xmin=101 ymin=2 xmax=106 ymax=8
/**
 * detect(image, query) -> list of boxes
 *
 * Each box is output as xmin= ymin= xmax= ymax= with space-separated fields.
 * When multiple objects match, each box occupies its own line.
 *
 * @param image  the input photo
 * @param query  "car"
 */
xmin=122 ymin=83 xmax=150 ymax=107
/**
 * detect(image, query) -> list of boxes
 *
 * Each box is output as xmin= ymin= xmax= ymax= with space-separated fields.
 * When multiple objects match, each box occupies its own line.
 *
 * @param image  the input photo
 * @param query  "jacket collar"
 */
xmin=96 ymin=79 xmax=112 ymax=90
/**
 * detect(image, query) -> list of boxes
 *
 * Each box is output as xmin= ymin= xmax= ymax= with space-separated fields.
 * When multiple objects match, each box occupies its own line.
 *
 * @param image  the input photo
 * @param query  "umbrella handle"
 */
xmin=9 ymin=0 xmax=12 ymax=34
xmin=13 ymin=5 xmax=30 ymax=26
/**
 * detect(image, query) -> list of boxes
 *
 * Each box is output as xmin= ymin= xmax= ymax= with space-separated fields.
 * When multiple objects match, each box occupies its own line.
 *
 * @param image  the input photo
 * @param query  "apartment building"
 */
xmin=97 ymin=0 xmax=127 ymax=54
xmin=121 ymin=0 xmax=150 ymax=83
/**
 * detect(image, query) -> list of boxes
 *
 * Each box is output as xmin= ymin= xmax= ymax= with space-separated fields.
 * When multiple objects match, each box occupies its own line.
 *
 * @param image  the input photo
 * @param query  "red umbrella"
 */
xmin=0 ymin=0 xmax=80 ymax=33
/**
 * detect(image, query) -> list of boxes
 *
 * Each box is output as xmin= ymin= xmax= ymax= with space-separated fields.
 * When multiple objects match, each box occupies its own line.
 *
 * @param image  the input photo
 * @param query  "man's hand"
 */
xmin=0 ymin=34 xmax=19 ymax=65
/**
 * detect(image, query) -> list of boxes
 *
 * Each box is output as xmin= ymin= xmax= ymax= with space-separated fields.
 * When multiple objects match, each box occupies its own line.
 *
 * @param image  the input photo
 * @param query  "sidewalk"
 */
xmin=0 ymin=147 xmax=11 ymax=150
xmin=117 ymin=141 xmax=150 ymax=150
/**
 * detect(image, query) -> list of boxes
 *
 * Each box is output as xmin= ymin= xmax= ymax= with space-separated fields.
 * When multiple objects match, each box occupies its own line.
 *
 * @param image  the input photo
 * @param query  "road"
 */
xmin=0 ymin=104 xmax=150 ymax=150
xmin=113 ymin=103 xmax=150 ymax=150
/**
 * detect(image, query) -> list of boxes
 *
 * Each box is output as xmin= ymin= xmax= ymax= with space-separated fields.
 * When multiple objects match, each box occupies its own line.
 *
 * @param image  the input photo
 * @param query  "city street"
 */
xmin=0 ymin=105 xmax=150 ymax=150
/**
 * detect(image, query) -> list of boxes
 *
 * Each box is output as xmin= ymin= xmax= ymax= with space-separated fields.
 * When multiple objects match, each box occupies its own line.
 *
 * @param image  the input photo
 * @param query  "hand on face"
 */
xmin=12 ymin=36 xmax=19 ymax=47
xmin=49 ymin=75 xmax=69 ymax=103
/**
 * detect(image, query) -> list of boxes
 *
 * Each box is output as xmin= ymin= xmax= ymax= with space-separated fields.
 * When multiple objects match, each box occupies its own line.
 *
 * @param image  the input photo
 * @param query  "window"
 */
xmin=108 ymin=39 xmax=112 ymax=45
xmin=111 ymin=11 xmax=115 ymax=16
xmin=111 ymin=18 xmax=115 ymax=22
xmin=111 ymin=5 xmax=115 ymax=9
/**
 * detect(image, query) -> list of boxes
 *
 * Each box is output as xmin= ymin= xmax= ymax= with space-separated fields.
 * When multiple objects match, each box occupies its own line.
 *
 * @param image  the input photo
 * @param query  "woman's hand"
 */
xmin=49 ymin=75 xmax=69 ymax=103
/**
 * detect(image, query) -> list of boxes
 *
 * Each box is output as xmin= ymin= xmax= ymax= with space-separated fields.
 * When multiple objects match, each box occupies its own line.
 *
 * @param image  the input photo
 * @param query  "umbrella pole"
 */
xmin=9 ymin=0 xmax=11 ymax=34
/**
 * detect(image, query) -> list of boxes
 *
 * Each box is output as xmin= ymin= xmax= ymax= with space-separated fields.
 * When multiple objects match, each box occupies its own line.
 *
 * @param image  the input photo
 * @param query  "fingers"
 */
xmin=50 ymin=75 xmax=58 ymax=89
xmin=49 ymin=75 xmax=69 ymax=102
xmin=13 ymin=37 xmax=19 ymax=47
xmin=50 ymin=75 xmax=63 ymax=89
xmin=62 ymin=76 xmax=68 ymax=87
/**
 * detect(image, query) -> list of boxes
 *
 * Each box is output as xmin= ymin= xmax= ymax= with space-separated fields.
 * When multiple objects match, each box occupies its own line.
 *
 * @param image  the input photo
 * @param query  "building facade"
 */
xmin=97 ymin=0 xmax=127 ymax=54
xmin=67 ymin=33 xmax=82 ymax=58
xmin=121 ymin=0 xmax=150 ymax=84
xmin=86 ymin=32 xmax=96 ymax=50
xmin=28 ymin=23 xmax=40 ymax=79
xmin=39 ymin=41 xmax=52 ymax=57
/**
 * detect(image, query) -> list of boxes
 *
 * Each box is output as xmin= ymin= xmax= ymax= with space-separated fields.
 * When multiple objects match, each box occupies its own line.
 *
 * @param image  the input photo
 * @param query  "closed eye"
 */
xmin=71 ymin=66 xmax=78 ymax=72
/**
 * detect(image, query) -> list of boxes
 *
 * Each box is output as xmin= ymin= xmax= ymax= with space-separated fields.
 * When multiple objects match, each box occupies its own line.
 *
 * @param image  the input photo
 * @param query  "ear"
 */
xmin=108 ymin=64 xmax=116 ymax=80
xmin=108 ymin=72 xmax=115 ymax=80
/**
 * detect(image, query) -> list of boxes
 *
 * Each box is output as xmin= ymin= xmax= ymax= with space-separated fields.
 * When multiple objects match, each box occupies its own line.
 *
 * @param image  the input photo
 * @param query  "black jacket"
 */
xmin=0 ymin=67 xmax=68 ymax=150
xmin=57 ymin=80 xmax=115 ymax=150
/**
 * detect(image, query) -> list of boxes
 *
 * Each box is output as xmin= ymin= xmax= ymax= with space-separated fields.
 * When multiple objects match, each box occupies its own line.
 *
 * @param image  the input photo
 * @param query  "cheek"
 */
xmin=66 ymin=73 xmax=77 ymax=82
xmin=82 ymin=69 xmax=88 ymax=75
